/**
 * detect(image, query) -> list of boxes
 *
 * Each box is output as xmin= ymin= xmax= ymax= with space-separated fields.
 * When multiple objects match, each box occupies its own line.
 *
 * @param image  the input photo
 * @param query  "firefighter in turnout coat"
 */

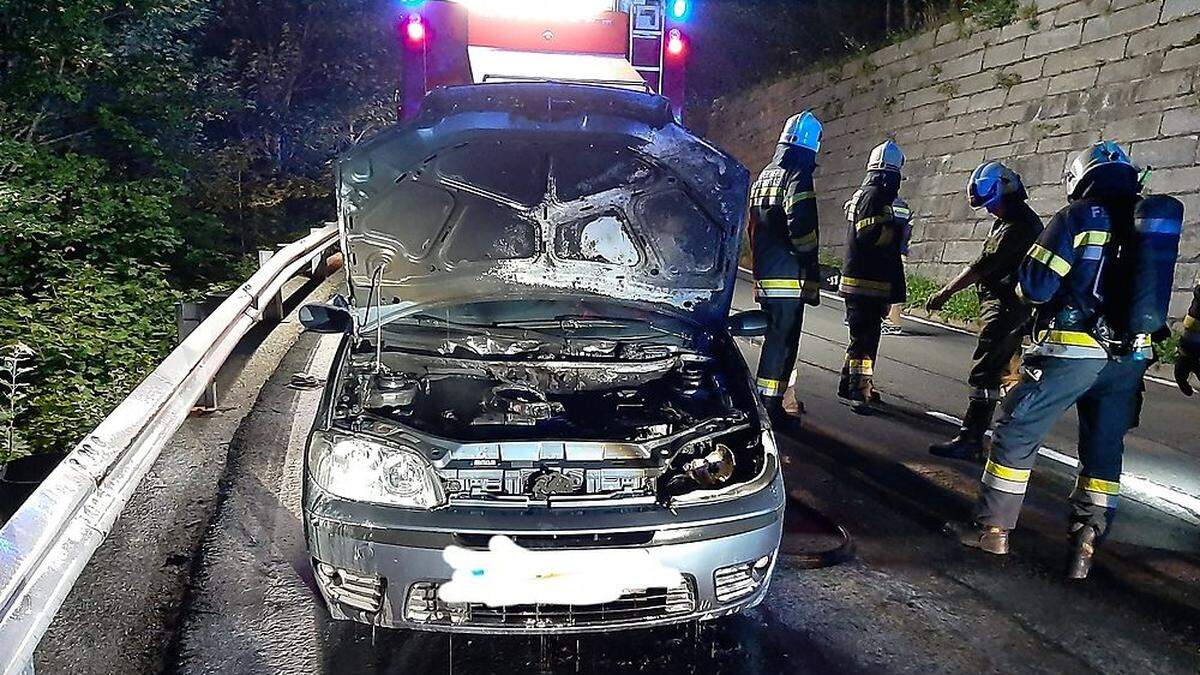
xmin=950 ymin=141 xmax=1185 ymax=579
xmin=748 ymin=112 xmax=824 ymax=428
xmin=928 ymin=162 xmax=1044 ymax=460
xmin=837 ymin=140 xmax=911 ymax=412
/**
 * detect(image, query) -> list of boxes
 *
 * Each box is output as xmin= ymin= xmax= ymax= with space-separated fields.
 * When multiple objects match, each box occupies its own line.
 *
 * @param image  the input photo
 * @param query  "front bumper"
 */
xmin=304 ymin=471 xmax=785 ymax=634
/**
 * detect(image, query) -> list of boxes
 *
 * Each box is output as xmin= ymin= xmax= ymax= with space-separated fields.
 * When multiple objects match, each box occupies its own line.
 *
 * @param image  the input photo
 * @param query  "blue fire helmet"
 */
xmin=866 ymin=140 xmax=904 ymax=173
xmin=1064 ymin=141 xmax=1136 ymax=198
xmin=968 ymin=161 xmax=1024 ymax=210
xmin=778 ymin=111 xmax=822 ymax=152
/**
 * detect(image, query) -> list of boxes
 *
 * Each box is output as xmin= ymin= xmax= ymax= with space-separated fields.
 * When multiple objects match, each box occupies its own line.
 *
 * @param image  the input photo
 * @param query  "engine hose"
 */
xmin=779 ymin=489 xmax=855 ymax=569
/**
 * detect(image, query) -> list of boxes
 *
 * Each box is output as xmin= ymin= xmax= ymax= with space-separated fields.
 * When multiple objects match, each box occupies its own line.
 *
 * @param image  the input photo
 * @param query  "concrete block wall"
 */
xmin=707 ymin=0 xmax=1200 ymax=314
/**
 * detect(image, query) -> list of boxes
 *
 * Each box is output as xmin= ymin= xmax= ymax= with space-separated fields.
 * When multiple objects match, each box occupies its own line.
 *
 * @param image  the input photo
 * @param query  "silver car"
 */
xmin=300 ymin=83 xmax=785 ymax=634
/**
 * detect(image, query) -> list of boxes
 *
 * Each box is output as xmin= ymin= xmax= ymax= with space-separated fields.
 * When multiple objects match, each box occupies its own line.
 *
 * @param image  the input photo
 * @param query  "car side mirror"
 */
xmin=727 ymin=310 xmax=769 ymax=337
xmin=300 ymin=303 xmax=353 ymax=334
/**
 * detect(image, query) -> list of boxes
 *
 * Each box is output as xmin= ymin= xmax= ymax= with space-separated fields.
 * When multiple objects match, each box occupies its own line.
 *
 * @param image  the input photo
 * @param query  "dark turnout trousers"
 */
xmin=755 ymin=298 xmax=806 ymax=399
xmin=967 ymin=298 xmax=1030 ymax=402
xmin=976 ymin=356 xmax=1148 ymax=537
xmin=840 ymin=296 xmax=887 ymax=400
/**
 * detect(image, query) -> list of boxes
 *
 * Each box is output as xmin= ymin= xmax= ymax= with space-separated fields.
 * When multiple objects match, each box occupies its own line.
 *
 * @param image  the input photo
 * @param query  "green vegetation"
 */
xmin=904 ymin=274 xmax=982 ymax=323
xmin=0 ymin=0 xmax=400 ymax=458
xmin=961 ymin=0 xmax=1020 ymax=30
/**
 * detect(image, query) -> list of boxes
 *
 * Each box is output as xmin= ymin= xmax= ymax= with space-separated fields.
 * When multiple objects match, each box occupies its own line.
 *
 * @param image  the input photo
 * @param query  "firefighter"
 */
xmin=949 ymin=141 xmax=1184 ymax=579
xmin=837 ymin=140 xmax=911 ymax=412
xmin=928 ymin=162 xmax=1044 ymax=460
xmin=748 ymin=111 xmax=823 ymax=428
xmin=1176 ymin=283 xmax=1200 ymax=395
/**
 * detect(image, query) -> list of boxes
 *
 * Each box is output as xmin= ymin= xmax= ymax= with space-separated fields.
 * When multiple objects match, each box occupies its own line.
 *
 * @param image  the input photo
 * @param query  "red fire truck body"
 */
xmin=397 ymin=1 xmax=690 ymax=121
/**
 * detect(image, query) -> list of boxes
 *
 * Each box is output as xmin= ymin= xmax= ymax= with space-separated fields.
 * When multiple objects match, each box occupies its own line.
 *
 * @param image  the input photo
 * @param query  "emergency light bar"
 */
xmin=449 ymin=0 xmax=616 ymax=21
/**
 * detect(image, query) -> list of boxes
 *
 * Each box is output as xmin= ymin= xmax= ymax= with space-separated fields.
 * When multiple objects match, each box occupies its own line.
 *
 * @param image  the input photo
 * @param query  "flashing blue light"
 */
xmin=670 ymin=0 xmax=688 ymax=20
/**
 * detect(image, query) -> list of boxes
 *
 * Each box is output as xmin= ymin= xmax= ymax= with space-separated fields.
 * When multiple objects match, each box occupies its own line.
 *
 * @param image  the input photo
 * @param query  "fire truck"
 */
xmin=396 ymin=0 xmax=692 ymax=121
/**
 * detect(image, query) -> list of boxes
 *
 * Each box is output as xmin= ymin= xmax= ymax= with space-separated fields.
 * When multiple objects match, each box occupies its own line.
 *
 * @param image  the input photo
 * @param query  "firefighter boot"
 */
xmin=945 ymin=521 xmax=1009 ymax=555
xmin=764 ymin=398 xmax=799 ymax=432
xmin=929 ymin=399 xmax=997 ymax=461
xmin=783 ymin=386 xmax=806 ymax=416
xmin=1066 ymin=525 xmax=1098 ymax=580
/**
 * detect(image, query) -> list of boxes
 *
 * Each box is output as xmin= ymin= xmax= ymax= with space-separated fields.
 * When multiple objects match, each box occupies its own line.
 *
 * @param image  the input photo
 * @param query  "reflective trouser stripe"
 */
xmin=791 ymin=231 xmax=818 ymax=252
xmin=970 ymin=387 xmax=1001 ymax=401
xmin=785 ymin=191 xmax=816 ymax=210
xmin=981 ymin=459 xmax=1030 ymax=494
xmin=1070 ymin=476 xmax=1120 ymax=508
xmin=1073 ymin=230 xmax=1111 ymax=248
xmin=839 ymin=276 xmax=892 ymax=298
xmin=1028 ymin=244 xmax=1072 ymax=277
xmin=1183 ymin=314 xmax=1198 ymax=337
xmin=846 ymin=357 xmax=874 ymax=376
xmin=756 ymin=377 xmax=786 ymax=397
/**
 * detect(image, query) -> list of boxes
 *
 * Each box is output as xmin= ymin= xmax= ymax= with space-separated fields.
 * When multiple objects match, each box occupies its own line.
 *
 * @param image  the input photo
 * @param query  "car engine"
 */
xmin=328 ymin=332 xmax=766 ymax=503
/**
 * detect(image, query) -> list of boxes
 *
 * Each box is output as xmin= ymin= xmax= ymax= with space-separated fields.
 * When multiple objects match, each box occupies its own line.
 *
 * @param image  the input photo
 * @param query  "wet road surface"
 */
xmin=166 ymin=290 xmax=1200 ymax=674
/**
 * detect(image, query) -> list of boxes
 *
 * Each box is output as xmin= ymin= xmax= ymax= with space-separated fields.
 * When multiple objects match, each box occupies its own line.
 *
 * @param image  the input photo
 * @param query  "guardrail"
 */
xmin=0 ymin=224 xmax=339 ymax=673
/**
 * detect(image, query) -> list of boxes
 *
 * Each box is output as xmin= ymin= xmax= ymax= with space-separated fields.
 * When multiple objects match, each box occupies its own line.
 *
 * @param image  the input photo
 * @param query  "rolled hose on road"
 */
xmin=780 ymin=489 xmax=855 ymax=569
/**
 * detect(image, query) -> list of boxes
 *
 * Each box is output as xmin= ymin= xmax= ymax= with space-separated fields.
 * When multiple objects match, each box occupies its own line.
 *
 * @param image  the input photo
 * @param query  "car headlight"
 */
xmin=308 ymin=432 xmax=445 ymax=509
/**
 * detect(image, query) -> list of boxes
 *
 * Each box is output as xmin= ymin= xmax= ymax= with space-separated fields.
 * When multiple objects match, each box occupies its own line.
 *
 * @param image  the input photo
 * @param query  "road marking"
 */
xmin=925 ymin=410 xmax=1200 ymax=526
xmin=738 ymin=266 xmax=1182 ymax=388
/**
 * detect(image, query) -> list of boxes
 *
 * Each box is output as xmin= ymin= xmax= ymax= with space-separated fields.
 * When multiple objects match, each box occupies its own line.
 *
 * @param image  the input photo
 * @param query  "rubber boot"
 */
xmin=1066 ymin=525 xmax=1098 ymax=579
xmin=783 ymin=386 xmax=806 ymax=417
xmin=765 ymin=398 xmax=799 ymax=432
xmin=930 ymin=399 xmax=997 ymax=461
xmin=945 ymin=521 xmax=1009 ymax=555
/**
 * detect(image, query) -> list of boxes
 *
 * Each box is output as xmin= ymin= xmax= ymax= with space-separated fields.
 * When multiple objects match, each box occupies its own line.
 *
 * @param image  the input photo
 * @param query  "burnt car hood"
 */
xmin=336 ymin=83 xmax=750 ymax=329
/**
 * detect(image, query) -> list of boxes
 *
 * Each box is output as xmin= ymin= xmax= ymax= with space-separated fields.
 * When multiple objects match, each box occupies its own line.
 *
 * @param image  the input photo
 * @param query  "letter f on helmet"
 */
xmin=779 ymin=111 xmax=823 ymax=152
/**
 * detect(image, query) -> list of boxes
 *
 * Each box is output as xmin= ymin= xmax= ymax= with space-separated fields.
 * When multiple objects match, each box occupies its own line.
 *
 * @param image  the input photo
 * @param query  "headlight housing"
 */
xmin=308 ymin=432 xmax=445 ymax=509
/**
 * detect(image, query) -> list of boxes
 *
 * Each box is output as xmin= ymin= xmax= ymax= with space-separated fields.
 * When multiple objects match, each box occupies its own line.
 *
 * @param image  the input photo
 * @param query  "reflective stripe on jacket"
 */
xmin=839 ymin=173 xmax=909 ymax=304
xmin=749 ymin=148 xmax=821 ymax=303
xmin=1020 ymin=199 xmax=1151 ymax=360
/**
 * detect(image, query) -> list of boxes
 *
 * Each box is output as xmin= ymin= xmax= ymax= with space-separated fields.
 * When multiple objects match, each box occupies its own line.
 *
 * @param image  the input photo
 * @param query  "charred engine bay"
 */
xmin=330 ymin=320 xmax=765 ymax=501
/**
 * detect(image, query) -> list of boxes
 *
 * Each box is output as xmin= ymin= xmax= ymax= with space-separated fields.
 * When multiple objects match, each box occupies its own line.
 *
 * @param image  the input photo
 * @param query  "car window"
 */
xmin=637 ymin=190 xmax=722 ymax=276
xmin=555 ymin=213 xmax=640 ymax=266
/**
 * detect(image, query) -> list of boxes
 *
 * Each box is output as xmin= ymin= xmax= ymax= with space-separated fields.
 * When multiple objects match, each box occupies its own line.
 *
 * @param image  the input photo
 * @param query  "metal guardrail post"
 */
xmin=176 ymin=302 xmax=219 ymax=410
xmin=257 ymin=250 xmax=285 ymax=323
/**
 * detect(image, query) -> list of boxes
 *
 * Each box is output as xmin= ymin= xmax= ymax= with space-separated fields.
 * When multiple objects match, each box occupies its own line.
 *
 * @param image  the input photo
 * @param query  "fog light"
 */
xmin=315 ymin=561 xmax=385 ymax=614
xmin=714 ymin=555 xmax=772 ymax=603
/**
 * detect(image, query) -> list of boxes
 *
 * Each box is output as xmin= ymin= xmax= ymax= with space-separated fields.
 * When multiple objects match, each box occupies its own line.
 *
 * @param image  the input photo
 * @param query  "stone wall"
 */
xmin=707 ymin=0 xmax=1200 ymax=314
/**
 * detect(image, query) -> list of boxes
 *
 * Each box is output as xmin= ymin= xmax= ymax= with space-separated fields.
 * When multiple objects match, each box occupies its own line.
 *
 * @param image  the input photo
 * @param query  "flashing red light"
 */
xmin=666 ymin=28 xmax=685 ymax=56
xmin=405 ymin=14 xmax=426 ymax=43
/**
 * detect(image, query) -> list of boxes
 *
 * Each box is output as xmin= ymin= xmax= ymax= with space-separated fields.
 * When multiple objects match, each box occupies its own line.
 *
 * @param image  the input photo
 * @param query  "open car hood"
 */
xmin=336 ymin=83 xmax=750 ymax=329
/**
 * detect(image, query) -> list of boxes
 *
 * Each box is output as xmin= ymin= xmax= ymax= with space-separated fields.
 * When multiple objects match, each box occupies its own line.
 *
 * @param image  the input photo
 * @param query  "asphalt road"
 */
xmin=162 ymin=280 xmax=1200 ymax=674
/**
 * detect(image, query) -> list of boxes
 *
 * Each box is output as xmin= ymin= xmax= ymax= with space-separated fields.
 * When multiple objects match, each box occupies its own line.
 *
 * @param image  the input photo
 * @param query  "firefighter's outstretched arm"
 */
xmin=1176 ymin=285 xmax=1200 ymax=396
xmin=927 ymin=266 xmax=981 ymax=311
xmin=1017 ymin=210 xmax=1076 ymax=304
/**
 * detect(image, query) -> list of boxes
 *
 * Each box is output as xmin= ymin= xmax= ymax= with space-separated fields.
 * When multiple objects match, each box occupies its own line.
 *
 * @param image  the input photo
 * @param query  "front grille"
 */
xmin=454 ymin=531 xmax=656 ymax=550
xmin=404 ymin=578 xmax=696 ymax=629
